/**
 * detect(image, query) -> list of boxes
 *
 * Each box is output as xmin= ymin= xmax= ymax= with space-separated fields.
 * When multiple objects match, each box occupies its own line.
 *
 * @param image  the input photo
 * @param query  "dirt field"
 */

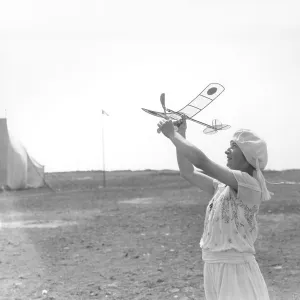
xmin=0 ymin=170 xmax=300 ymax=300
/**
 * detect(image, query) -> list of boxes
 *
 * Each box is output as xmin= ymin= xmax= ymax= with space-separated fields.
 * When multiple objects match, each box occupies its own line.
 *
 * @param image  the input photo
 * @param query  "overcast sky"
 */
xmin=1 ymin=0 xmax=300 ymax=172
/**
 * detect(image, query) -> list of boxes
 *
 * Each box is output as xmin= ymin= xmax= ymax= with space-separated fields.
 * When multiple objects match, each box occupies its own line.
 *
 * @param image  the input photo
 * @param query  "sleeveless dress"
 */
xmin=199 ymin=170 xmax=270 ymax=300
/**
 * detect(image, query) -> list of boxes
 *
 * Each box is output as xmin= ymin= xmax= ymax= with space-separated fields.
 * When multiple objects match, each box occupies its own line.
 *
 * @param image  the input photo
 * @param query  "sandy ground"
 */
xmin=0 ymin=170 xmax=300 ymax=300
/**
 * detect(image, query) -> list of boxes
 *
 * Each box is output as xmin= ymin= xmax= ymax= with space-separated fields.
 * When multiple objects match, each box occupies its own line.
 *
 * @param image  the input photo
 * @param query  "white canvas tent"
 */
xmin=0 ymin=118 xmax=45 ymax=190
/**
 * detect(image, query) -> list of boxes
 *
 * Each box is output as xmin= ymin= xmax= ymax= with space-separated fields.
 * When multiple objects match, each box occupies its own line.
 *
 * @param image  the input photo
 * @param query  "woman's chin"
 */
xmin=227 ymin=162 xmax=233 ymax=169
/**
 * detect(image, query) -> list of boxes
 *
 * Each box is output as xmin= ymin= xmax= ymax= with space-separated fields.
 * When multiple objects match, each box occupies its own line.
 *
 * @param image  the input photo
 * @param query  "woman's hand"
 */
xmin=157 ymin=119 xmax=176 ymax=139
xmin=157 ymin=115 xmax=187 ymax=138
xmin=175 ymin=115 xmax=187 ymax=137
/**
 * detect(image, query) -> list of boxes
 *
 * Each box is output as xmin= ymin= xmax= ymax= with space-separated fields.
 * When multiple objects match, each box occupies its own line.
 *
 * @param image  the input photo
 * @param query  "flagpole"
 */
xmin=101 ymin=112 xmax=106 ymax=188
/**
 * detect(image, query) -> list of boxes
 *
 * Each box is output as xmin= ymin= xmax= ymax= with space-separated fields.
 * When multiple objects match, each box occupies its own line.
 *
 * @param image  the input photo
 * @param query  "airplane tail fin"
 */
xmin=203 ymin=119 xmax=231 ymax=134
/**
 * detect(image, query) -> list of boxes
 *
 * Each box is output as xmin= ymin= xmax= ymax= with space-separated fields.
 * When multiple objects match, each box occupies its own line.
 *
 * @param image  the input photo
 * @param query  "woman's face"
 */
xmin=225 ymin=141 xmax=249 ymax=171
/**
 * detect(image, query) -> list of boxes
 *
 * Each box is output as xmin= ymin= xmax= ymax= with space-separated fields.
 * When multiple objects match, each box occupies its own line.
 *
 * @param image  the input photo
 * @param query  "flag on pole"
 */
xmin=102 ymin=109 xmax=109 ymax=116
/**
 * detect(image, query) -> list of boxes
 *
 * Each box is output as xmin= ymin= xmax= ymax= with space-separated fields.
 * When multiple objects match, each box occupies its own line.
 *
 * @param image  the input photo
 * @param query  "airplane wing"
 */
xmin=177 ymin=83 xmax=225 ymax=118
xmin=141 ymin=108 xmax=182 ymax=121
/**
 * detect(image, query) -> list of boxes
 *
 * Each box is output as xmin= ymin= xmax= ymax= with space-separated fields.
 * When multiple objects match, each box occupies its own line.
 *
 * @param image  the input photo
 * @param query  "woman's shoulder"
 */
xmin=229 ymin=170 xmax=262 ymax=205
xmin=232 ymin=170 xmax=261 ymax=192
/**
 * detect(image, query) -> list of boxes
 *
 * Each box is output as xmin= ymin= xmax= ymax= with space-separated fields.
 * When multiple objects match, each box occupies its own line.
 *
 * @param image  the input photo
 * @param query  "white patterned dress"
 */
xmin=200 ymin=170 xmax=270 ymax=300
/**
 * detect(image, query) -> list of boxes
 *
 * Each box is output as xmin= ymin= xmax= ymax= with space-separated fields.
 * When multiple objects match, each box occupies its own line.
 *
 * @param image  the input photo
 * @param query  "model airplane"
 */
xmin=142 ymin=83 xmax=230 ymax=134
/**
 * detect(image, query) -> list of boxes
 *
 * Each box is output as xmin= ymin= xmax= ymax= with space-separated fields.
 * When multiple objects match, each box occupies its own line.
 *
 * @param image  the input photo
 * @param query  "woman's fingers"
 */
xmin=158 ymin=118 xmax=186 ymax=128
xmin=157 ymin=119 xmax=172 ymax=129
xmin=157 ymin=120 xmax=165 ymax=134
xmin=157 ymin=119 xmax=167 ymax=127
xmin=180 ymin=115 xmax=187 ymax=126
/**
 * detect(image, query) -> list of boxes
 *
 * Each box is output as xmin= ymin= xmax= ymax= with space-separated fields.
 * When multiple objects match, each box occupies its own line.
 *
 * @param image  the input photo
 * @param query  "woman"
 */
xmin=157 ymin=117 xmax=270 ymax=300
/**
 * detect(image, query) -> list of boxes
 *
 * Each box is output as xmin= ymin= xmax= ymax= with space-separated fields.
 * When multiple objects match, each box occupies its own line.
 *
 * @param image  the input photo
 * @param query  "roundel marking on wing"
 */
xmin=207 ymin=87 xmax=217 ymax=95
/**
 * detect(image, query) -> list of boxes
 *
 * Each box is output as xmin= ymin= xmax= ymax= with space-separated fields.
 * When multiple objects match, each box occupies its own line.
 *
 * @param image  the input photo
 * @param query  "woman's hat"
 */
xmin=233 ymin=129 xmax=271 ymax=201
